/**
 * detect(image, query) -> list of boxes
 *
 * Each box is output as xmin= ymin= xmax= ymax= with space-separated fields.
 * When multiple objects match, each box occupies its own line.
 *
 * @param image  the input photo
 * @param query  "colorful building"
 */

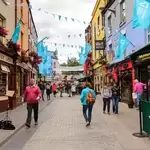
xmin=91 ymin=0 xmax=107 ymax=92
xmin=0 ymin=0 xmax=16 ymax=112
xmin=102 ymin=0 xmax=150 ymax=104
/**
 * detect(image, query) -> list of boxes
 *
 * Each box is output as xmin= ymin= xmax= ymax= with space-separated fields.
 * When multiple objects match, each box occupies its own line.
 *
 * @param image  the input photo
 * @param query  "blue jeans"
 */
xmin=112 ymin=96 xmax=119 ymax=113
xmin=83 ymin=104 xmax=93 ymax=122
xmin=136 ymin=92 xmax=142 ymax=106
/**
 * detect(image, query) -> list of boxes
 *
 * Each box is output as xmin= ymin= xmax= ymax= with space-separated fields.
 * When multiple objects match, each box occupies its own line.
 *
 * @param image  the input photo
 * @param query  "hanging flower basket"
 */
xmin=29 ymin=51 xmax=38 ymax=58
xmin=7 ymin=41 xmax=21 ymax=53
xmin=21 ymin=51 xmax=29 ymax=63
xmin=0 ymin=26 xmax=8 ymax=37
xmin=34 ymin=56 xmax=42 ymax=64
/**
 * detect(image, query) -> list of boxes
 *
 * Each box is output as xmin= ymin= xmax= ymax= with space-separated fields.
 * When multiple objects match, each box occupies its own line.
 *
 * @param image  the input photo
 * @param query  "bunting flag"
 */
xmin=116 ymin=33 xmax=130 ymax=58
xmin=12 ymin=19 xmax=21 ymax=43
xmin=132 ymin=0 xmax=150 ymax=29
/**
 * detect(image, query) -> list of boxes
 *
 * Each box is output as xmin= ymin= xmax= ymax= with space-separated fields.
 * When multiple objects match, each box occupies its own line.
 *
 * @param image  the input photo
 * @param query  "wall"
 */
xmin=91 ymin=0 xmax=106 ymax=69
xmin=0 ymin=0 xmax=15 ymax=41
xmin=104 ymin=0 xmax=147 ymax=63
xmin=17 ymin=0 xmax=29 ymax=51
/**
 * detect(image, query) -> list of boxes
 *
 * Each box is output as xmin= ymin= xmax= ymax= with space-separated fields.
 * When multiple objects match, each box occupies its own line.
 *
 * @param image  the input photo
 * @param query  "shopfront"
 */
xmin=131 ymin=45 xmax=150 ymax=101
xmin=0 ymin=49 xmax=15 ymax=112
xmin=119 ymin=60 xmax=133 ymax=103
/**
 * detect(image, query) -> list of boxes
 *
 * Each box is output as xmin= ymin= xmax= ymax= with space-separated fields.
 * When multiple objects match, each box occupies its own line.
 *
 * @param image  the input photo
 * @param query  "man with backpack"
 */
xmin=102 ymin=82 xmax=112 ymax=115
xmin=80 ymin=82 xmax=96 ymax=127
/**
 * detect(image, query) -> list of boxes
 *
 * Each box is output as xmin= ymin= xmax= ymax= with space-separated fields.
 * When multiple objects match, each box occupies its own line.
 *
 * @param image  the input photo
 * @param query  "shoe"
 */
xmin=35 ymin=122 xmax=38 ymax=126
xmin=25 ymin=123 xmax=30 ymax=128
xmin=108 ymin=112 xmax=110 ymax=115
xmin=103 ymin=111 xmax=106 ymax=114
xmin=86 ymin=121 xmax=90 ymax=127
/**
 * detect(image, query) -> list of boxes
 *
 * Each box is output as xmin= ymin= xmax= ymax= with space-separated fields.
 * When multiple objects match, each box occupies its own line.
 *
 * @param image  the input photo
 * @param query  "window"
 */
xmin=108 ymin=15 xmax=112 ymax=35
xmin=0 ymin=72 xmax=7 ymax=96
xmin=21 ymin=0 xmax=23 ymax=19
xmin=120 ymin=0 xmax=126 ymax=23
xmin=148 ymin=28 xmax=150 ymax=43
xmin=21 ymin=32 xmax=23 ymax=48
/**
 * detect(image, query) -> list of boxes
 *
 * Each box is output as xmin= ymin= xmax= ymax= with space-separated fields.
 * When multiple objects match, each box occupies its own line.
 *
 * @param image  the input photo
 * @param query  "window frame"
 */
xmin=0 ymin=71 xmax=8 ymax=96
xmin=120 ymin=0 xmax=126 ymax=24
xmin=107 ymin=15 xmax=112 ymax=35
xmin=147 ymin=28 xmax=150 ymax=43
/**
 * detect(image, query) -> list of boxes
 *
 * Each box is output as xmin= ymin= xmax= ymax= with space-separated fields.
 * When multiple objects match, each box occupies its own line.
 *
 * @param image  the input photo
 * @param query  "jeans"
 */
xmin=83 ymin=104 xmax=93 ymax=122
xmin=136 ymin=92 xmax=142 ymax=106
xmin=26 ymin=103 xmax=39 ymax=125
xmin=103 ymin=98 xmax=111 ymax=113
xmin=112 ymin=96 xmax=119 ymax=113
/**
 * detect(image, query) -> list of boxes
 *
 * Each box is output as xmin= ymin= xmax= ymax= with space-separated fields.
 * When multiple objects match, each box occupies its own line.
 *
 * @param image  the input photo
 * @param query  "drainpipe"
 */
xmin=13 ymin=0 xmax=17 ymax=108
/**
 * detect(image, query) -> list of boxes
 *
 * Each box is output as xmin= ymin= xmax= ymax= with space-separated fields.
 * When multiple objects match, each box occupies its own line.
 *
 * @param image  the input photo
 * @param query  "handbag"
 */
xmin=132 ymin=92 xmax=137 ymax=99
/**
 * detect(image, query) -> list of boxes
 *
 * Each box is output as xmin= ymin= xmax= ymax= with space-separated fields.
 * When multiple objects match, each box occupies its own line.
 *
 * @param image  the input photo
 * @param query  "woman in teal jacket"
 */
xmin=80 ymin=82 xmax=96 ymax=126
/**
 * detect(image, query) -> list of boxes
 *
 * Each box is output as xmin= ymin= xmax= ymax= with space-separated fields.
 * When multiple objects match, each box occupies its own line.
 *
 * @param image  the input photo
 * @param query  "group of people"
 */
xmin=22 ymin=77 xmax=146 ymax=128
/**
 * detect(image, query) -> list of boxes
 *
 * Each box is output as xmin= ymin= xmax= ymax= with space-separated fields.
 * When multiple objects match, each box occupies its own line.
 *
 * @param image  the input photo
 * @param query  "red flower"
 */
xmin=0 ymin=26 xmax=8 ymax=37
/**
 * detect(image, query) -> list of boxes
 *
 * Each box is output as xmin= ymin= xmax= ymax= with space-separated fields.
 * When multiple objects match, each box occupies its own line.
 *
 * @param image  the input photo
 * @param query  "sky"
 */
xmin=30 ymin=0 xmax=96 ymax=63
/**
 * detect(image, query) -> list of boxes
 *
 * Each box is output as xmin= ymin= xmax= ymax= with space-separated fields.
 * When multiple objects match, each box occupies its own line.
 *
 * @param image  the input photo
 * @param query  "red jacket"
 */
xmin=24 ymin=85 xmax=41 ymax=103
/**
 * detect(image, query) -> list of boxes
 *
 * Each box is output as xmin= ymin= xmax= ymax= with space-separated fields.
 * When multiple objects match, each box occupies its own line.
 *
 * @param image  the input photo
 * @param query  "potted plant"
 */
xmin=7 ymin=41 xmax=21 ymax=54
xmin=0 ymin=26 xmax=8 ymax=37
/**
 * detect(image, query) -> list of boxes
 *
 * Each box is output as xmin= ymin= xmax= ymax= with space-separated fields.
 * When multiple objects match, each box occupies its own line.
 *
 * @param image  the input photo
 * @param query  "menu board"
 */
xmin=0 ymin=73 xmax=7 ymax=96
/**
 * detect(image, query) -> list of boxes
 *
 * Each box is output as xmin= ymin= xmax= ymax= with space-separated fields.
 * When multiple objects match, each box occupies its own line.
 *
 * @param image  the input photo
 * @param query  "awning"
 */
xmin=1 ymin=65 xmax=10 ymax=72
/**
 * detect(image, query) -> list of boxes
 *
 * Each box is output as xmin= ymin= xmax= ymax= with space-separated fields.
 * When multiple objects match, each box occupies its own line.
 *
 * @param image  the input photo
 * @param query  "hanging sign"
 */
xmin=95 ymin=40 xmax=105 ymax=50
xmin=136 ymin=52 xmax=150 ymax=62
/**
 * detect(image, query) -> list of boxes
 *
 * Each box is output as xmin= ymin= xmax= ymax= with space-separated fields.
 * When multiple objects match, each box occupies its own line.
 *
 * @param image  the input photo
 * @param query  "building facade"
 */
xmin=0 ymin=0 xmax=16 ymax=112
xmin=102 ymin=0 xmax=150 ymax=104
xmin=91 ymin=0 xmax=107 ymax=93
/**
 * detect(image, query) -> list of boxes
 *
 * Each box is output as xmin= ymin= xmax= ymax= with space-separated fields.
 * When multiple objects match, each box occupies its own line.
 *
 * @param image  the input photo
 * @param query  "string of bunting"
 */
xmin=45 ymin=42 xmax=82 ymax=49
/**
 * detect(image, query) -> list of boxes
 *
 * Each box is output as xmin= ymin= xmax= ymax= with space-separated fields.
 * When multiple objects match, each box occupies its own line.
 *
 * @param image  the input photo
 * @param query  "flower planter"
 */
xmin=0 ymin=26 xmax=8 ymax=37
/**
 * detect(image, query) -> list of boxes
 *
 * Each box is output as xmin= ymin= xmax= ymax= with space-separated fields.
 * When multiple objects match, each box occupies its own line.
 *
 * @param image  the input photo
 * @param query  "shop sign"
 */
xmin=137 ymin=52 xmax=150 ymax=62
xmin=0 ymin=52 xmax=13 ymax=64
xmin=95 ymin=40 xmax=105 ymax=50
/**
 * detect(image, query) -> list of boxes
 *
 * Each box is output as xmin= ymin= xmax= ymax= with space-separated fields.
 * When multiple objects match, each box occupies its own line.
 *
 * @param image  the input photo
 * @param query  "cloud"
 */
xmin=30 ymin=0 xmax=96 ymax=63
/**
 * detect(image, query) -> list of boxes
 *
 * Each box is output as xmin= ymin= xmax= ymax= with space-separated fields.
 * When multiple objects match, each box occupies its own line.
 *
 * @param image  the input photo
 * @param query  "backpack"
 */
xmin=86 ymin=91 xmax=95 ymax=104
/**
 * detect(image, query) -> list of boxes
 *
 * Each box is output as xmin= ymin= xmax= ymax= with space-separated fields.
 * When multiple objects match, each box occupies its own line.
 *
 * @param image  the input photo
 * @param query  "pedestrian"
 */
xmin=112 ymin=83 xmax=120 ymax=114
xmin=23 ymin=79 xmax=41 ymax=128
xmin=80 ymin=82 xmax=96 ymax=126
xmin=46 ymin=82 xmax=52 ymax=100
xmin=102 ymin=82 xmax=112 ymax=115
xmin=59 ymin=83 xmax=64 ymax=97
xmin=71 ymin=83 xmax=76 ymax=96
xmin=134 ymin=79 xmax=145 ymax=109
xmin=52 ymin=83 xmax=57 ymax=97
xmin=38 ymin=81 xmax=45 ymax=101
xmin=67 ymin=82 xmax=72 ymax=97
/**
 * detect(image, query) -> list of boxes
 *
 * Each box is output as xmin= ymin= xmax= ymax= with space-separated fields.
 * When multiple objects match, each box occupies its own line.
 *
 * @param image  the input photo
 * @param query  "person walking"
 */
xmin=38 ymin=82 xmax=45 ymax=101
xmin=102 ymin=82 xmax=112 ymax=115
xmin=52 ymin=83 xmax=57 ymax=97
xmin=46 ymin=82 xmax=52 ymax=100
xmin=23 ymin=79 xmax=41 ymax=128
xmin=71 ymin=83 xmax=76 ymax=96
xmin=112 ymin=83 xmax=120 ymax=114
xmin=134 ymin=79 xmax=145 ymax=109
xmin=67 ymin=82 xmax=72 ymax=97
xmin=59 ymin=83 xmax=64 ymax=97
xmin=80 ymin=82 xmax=96 ymax=126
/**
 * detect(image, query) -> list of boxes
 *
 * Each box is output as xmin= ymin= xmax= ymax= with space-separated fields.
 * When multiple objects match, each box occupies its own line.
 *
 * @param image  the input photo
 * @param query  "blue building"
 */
xmin=102 ymin=0 xmax=150 ymax=103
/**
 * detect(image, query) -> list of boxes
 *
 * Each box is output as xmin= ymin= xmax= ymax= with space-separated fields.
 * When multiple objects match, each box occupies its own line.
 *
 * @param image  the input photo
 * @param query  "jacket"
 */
xmin=112 ymin=86 xmax=120 ymax=97
xmin=102 ymin=86 xmax=112 ymax=98
xmin=80 ymin=87 xmax=96 ymax=105
xmin=134 ymin=82 xmax=145 ymax=93
xmin=24 ymin=85 xmax=41 ymax=103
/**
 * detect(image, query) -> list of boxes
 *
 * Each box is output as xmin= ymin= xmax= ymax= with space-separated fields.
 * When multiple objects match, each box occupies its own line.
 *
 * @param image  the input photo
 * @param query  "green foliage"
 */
xmin=60 ymin=57 xmax=80 ymax=67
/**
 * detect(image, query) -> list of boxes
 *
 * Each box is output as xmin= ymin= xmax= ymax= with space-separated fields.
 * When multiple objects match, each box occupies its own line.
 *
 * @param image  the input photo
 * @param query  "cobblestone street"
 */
xmin=18 ymin=95 xmax=150 ymax=150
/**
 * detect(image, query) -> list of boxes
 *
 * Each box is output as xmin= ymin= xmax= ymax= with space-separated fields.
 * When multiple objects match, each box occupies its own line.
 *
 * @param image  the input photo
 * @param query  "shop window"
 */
xmin=108 ymin=15 xmax=112 ymax=35
xmin=0 ymin=72 xmax=7 ymax=96
xmin=147 ymin=28 xmax=150 ymax=43
xmin=120 ymin=0 xmax=126 ymax=24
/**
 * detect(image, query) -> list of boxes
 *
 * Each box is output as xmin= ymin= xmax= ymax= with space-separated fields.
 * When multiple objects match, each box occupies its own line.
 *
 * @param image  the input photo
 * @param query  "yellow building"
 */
xmin=15 ymin=0 xmax=30 ymax=104
xmin=91 ymin=0 xmax=107 ymax=92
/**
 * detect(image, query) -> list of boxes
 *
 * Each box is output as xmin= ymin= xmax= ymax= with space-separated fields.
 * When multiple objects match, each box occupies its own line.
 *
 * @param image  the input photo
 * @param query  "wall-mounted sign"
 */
xmin=0 ymin=52 xmax=13 ymax=64
xmin=95 ymin=40 xmax=105 ymax=50
xmin=136 ymin=52 xmax=150 ymax=62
